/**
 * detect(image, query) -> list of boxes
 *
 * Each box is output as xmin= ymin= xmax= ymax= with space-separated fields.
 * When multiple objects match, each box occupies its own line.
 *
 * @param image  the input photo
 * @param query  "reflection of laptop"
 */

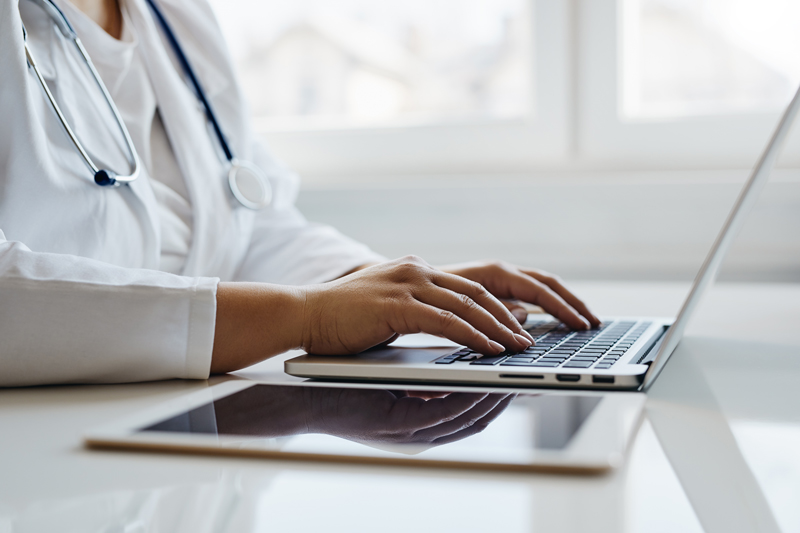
xmin=286 ymin=83 xmax=800 ymax=391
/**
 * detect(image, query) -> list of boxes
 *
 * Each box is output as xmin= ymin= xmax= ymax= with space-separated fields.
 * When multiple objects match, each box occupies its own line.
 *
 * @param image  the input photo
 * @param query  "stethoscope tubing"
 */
xmin=23 ymin=0 xmax=271 ymax=209
xmin=143 ymin=0 xmax=271 ymax=209
xmin=144 ymin=0 xmax=234 ymax=163
xmin=23 ymin=0 xmax=141 ymax=186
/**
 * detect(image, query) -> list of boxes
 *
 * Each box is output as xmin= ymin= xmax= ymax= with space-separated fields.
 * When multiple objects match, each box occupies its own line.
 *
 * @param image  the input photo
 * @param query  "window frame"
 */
xmin=577 ymin=0 xmax=800 ymax=169
xmin=248 ymin=0 xmax=800 ymax=177
xmin=255 ymin=0 xmax=573 ymax=177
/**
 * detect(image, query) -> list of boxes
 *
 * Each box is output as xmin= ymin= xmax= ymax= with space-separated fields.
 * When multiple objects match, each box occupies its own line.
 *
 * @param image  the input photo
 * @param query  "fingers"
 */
xmin=502 ymin=271 xmax=592 ymax=330
xmin=431 ymin=272 xmax=534 ymax=342
xmin=522 ymin=270 xmax=601 ymax=327
xmin=501 ymin=300 xmax=529 ymax=324
xmin=401 ymin=302 xmax=507 ymax=355
xmin=413 ymin=393 xmax=513 ymax=442
xmin=414 ymin=284 xmax=531 ymax=352
xmin=391 ymin=392 xmax=490 ymax=430
xmin=438 ymin=261 xmax=597 ymax=330
xmin=431 ymin=393 xmax=517 ymax=445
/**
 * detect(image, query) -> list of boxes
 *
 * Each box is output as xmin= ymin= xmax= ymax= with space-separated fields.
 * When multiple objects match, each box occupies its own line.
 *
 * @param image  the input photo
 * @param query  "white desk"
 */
xmin=2 ymin=282 xmax=799 ymax=533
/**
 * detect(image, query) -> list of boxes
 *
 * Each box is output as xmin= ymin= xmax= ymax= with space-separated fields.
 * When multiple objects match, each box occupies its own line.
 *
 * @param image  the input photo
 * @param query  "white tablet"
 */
xmin=85 ymin=380 xmax=645 ymax=474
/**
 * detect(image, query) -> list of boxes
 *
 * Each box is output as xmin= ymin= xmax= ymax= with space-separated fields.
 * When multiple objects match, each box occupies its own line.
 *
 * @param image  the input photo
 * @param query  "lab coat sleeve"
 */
xmin=235 ymin=205 xmax=385 ymax=285
xmin=233 ymin=143 xmax=386 ymax=285
xmin=0 ymin=232 xmax=218 ymax=387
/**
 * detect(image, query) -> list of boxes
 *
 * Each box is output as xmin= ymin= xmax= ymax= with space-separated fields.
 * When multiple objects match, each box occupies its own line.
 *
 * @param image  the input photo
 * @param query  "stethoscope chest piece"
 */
xmin=228 ymin=159 xmax=272 ymax=210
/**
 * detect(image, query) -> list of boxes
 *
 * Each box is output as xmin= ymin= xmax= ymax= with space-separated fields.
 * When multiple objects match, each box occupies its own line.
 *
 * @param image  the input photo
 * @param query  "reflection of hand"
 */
xmin=212 ymin=385 xmax=515 ymax=447
xmin=308 ymin=388 xmax=516 ymax=446
xmin=439 ymin=261 xmax=601 ymax=329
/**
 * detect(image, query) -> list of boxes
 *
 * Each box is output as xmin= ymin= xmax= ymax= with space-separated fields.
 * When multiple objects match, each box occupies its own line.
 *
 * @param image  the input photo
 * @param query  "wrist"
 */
xmin=211 ymin=282 xmax=307 ymax=374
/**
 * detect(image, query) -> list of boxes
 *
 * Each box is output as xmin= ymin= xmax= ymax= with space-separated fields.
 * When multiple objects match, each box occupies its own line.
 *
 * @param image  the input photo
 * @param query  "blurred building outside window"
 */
xmin=208 ymin=0 xmax=800 ymax=173
xmin=622 ymin=0 xmax=800 ymax=120
xmin=209 ymin=0 xmax=532 ymax=129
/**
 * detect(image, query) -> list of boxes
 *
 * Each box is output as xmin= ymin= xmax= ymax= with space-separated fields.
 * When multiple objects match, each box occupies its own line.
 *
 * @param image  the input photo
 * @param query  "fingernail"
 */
xmin=514 ymin=333 xmax=532 ymax=346
xmin=521 ymin=330 xmax=535 ymax=342
xmin=489 ymin=340 xmax=505 ymax=353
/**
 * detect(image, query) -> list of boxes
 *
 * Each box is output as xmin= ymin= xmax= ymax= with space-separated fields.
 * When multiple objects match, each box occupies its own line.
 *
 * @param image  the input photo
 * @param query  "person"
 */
xmin=0 ymin=0 xmax=600 ymax=387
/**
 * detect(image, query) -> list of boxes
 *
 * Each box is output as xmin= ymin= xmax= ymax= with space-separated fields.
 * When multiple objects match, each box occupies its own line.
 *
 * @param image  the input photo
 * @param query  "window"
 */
xmin=210 ymin=0 xmax=571 ymax=176
xmin=210 ymin=0 xmax=800 ymax=176
xmin=582 ymin=0 xmax=800 ymax=168
xmin=623 ymin=0 xmax=800 ymax=119
xmin=211 ymin=0 xmax=532 ymax=127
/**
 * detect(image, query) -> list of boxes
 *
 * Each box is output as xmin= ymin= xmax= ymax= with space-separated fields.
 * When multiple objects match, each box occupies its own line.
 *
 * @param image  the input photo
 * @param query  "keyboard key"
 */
xmin=470 ymin=355 xmax=509 ymax=366
xmin=434 ymin=351 xmax=464 ymax=364
xmin=500 ymin=361 xmax=536 ymax=366
xmin=531 ymin=361 xmax=560 ymax=367
xmin=563 ymin=361 xmax=593 ymax=368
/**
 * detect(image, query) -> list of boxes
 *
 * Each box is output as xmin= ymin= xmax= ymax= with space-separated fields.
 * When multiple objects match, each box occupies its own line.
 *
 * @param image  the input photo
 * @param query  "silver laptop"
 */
xmin=286 ymin=83 xmax=800 ymax=391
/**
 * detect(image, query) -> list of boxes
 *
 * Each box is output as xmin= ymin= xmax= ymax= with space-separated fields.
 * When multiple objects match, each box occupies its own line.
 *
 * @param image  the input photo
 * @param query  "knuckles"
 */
xmin=488 ymin=260 xmax=510 ymax=273
xmin=468 ymin=280 xmax=488 ymax=297
xmin=457 ymin=293 xmax=477 ymax=310
xmin=388 ymin=256 xmax=433 ymax=284
xmin=437 ymin=309 xmax=457 ymax=326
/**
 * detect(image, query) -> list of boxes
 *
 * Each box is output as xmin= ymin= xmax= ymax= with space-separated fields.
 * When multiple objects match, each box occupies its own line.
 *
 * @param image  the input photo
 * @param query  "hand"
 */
xmin=210 ymin=257 xmax=591 ymax=374
xmin=300 ymin=256 xmax=534 ymax=356
xmin=438 ymin=261 xmax=601 ymax=330
xmin=309 ymin=388 xmax=517 ymax=447
xmin=212 ymin=384 xmax=515 ymax=448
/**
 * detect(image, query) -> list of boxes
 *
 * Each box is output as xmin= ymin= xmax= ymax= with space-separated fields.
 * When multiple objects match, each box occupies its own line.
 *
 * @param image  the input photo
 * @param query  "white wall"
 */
xmin=296 ymin=169 xmax=800 ymax=282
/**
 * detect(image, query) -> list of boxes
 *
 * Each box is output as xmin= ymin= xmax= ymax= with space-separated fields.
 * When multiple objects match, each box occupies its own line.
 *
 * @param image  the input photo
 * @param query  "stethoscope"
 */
xmin=21 ymin=0 xmax=272 ymax=210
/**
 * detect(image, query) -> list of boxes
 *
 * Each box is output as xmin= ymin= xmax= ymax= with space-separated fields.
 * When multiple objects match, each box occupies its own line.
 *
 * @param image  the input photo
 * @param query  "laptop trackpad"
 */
xmin=342 ymin=346 xmax=455 ymax=365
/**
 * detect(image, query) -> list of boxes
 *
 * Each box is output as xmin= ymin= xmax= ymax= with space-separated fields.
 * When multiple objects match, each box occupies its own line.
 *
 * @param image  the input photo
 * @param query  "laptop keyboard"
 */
xmin=433 ymin=320 xmax=652 ymax=369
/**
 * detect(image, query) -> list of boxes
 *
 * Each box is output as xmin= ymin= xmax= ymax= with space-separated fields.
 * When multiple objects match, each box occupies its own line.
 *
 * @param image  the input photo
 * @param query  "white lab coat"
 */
xmin=0 ymin=0 xmax=383 ymax=387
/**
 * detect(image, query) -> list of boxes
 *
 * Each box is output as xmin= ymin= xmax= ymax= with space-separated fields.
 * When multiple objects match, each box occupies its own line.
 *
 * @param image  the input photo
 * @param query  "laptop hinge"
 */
xmin=635 ymin=326 xmax=670 ymax=365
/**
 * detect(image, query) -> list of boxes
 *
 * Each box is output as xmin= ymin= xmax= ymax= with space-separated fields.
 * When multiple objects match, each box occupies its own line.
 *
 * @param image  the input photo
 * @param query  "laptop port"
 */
xmin=499 ymin=374 xmax=544 ymax=380
xmin=556 ymin=374 xmax=581 ymax=382
xmin=592 ymin=375 xmax=615 ymax=384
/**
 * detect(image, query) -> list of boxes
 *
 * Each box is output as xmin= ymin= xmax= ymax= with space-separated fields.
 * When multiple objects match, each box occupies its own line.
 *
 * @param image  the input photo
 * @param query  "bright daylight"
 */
xmin=3 ymin=0 xmax=800 ymax=531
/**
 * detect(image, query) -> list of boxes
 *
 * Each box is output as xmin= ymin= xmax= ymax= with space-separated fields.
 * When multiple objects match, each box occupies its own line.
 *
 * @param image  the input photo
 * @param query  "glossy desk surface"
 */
xmin=1 ymin=282 xmax=799 ymax=533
